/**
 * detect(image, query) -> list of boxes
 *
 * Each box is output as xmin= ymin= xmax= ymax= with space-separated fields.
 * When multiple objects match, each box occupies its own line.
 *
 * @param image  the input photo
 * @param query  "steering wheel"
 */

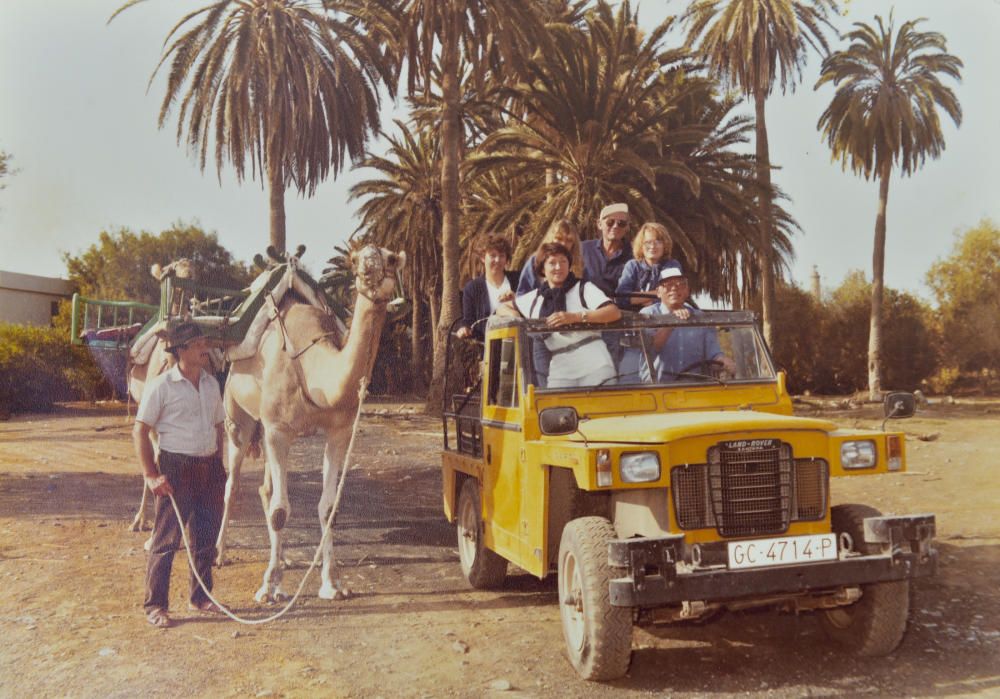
xmin=677 ymin=358 xmax=727 ymax=377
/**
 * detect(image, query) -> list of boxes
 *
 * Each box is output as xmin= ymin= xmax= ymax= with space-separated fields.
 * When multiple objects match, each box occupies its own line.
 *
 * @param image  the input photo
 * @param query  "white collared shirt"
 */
xmin=136 ymin=365 xmax=225 ymax=456
xmin=485 ymin=276 xmax=512 ymax=313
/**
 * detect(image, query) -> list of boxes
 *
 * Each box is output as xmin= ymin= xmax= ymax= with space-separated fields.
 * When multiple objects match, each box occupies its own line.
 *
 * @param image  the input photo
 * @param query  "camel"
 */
xmin=219 ymin=244 xmax=405 ymax=602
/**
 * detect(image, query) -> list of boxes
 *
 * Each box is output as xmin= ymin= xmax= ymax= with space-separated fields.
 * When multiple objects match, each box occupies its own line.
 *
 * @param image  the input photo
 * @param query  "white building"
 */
xmin=0 ymin=270 xmax=75 ymax=326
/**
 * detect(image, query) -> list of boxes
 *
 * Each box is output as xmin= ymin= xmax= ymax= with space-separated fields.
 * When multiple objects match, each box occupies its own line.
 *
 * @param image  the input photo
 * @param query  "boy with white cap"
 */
xmin=639 ymin=268 xmax=736 ymax=381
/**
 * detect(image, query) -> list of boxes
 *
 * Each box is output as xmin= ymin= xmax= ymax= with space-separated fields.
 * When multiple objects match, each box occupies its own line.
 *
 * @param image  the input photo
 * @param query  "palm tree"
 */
xmin=467 ymin=7 xmax=699 ymax=242
xmin=816 ymin=14 xmax=962 ymax=399
xmin=111 ymin=0 xmax=395 ymax=252
xmin=683 ymin=0 xmax=837 ymax=345
xmin=349 ymin=120 xmax=442 ymax=388
xmin=466 ymin=2 xmax=797 ymax=302
xmin=381 ymin=0 xmax=542 ymax=410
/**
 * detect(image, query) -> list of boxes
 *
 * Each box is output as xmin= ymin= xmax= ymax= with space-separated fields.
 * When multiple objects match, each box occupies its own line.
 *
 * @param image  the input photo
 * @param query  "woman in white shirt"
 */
xmin=505 ymin=242 xmax=621 ymax=388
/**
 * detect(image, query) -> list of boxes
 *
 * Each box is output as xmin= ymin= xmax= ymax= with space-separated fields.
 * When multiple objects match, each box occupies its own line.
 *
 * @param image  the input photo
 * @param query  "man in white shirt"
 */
xmin=133 ymin=322 xmax=227 ymax=628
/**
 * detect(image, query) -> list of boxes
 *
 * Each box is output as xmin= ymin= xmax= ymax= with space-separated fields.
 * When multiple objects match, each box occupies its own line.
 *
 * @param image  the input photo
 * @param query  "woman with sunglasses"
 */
xmin=615 ymin=222 xmax=681 ymax=382
xmin=616 ymin=222 xmax=681 ymax=310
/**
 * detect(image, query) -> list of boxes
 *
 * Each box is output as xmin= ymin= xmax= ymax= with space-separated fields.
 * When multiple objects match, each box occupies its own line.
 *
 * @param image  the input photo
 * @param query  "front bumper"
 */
xmin=608 ymin=514 xmax=937 ymax=608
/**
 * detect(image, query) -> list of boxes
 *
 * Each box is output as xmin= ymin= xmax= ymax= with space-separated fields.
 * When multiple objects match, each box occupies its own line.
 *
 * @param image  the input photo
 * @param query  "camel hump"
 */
xmin=283 ymin=301 xmax=344 ymax=347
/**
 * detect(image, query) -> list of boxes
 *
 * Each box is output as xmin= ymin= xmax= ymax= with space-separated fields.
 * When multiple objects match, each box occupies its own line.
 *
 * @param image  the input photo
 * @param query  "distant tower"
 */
xmin=811 ymin=265 xmax=821 ymax=300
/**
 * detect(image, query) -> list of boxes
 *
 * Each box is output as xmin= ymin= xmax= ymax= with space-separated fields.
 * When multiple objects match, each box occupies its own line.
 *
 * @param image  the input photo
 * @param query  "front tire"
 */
xmin=456 ymin=479 xmax=506 ymax=589
xmin=558 ymin=517 xmax=632 ymax=681
xmin=819 ymin=504 xmax=911 ymax=655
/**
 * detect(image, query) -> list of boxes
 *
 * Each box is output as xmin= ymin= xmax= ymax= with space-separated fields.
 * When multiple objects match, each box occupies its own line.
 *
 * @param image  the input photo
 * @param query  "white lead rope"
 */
xmin=167 ymin=377 xmax=369 ymax=625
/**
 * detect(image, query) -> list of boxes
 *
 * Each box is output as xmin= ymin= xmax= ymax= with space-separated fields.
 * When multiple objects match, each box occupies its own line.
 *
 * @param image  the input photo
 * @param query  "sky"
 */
xmin=1 ymin=0 xmax=998 ymax=303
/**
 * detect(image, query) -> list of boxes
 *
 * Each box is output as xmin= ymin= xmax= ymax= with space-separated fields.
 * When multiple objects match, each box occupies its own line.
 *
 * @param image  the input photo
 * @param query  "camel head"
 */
xmin=351 ymin=245 xmax=406 ymax=305
xmin=150 ymin=258 xmax=193 ymax=281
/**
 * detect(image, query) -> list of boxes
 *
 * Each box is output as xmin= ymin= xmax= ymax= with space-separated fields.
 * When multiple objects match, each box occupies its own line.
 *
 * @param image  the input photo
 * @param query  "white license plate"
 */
xmin=727 ymin=533 xmax=838 ymax=570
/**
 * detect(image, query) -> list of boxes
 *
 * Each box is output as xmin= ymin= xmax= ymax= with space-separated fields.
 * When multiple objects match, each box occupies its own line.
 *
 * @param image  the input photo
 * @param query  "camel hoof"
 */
xmin=319 ymin=581 xmax=353 ymax=601
xmin=143 ymin=536 xmax=153 ymax=552
xmin=128 ymin=517 xmax=151 ymax=532
xmin=254 ymin=586 xmax=287 ymax=604
xmin=214 ymin=554 xmax=228 ymax=567
xmin=270 ymin=507 xmax=287 ymax=531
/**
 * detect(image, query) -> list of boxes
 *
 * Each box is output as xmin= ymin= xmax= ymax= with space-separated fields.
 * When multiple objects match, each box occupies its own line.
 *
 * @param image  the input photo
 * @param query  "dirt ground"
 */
xmin=0 ymin=398 xmax=998 ymax=698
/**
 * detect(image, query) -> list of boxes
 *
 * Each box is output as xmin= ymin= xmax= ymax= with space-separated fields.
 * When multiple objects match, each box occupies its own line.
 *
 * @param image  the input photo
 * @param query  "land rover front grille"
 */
xmin=671 ymin=441 xmax=828 ymax=536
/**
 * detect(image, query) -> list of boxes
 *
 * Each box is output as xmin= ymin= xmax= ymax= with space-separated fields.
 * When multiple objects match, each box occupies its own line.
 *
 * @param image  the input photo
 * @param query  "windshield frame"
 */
xmin=488 ymin=310 xmax=778 ymax=393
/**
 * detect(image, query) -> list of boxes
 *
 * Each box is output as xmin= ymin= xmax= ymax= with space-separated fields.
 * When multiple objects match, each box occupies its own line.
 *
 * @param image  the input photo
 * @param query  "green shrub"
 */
xmin=0 ymin=323 xmax=107 ymax=415
xmin=767 ymin=273 xmax=941 ymax=395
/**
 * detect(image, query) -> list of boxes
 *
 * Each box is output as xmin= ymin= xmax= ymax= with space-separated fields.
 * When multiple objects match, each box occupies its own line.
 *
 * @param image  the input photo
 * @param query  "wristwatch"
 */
xmin=580 ymin=310 xmax=588 ymax=323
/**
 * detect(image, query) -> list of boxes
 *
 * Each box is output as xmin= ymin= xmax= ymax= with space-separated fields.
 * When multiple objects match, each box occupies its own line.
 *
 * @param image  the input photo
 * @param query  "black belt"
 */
xmin=159 ymin=450 xmax=219 ymax=465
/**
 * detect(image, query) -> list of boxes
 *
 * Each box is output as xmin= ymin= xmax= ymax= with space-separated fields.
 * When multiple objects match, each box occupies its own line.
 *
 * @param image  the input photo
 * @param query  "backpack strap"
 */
xmin=528 ymin=282 xmax=590 ymax=317
xmin=547 ymin=334 xmax=603 ymax=356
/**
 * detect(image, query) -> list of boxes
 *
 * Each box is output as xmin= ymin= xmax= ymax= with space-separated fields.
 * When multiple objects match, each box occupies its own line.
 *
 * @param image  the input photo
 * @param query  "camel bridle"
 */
xmin=355 ymin=246 xmax=398 ymax=306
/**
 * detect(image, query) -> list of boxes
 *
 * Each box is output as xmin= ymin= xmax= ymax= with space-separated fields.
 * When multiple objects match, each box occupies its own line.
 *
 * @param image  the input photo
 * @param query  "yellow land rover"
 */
xmin=441 ymin=311 xmax=936 ymax=681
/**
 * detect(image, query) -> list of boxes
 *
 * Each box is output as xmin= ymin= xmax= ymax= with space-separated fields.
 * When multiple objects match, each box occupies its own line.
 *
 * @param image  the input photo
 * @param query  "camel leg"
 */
xmin=134 ymin=432 xmax=158 ymax=552
xmin=262 ymin=428 xmax=292 ymax=531
xmin=318 ymin=426 xmax=352 ymax=600
xmin=215 ymin=434 xmax=251 ymax=567
xmin=255 ymin=427 xmax=292 ymax=603
xmin=128 ymin=481 xmax=150 ymax=532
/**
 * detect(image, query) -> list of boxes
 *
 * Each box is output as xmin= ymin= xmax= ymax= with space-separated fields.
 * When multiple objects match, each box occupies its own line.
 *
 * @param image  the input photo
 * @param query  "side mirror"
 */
xmin=884 ymin=392 xmax=916 ymax=420
xmin=539 ymin=407 xmax=579 ymax=436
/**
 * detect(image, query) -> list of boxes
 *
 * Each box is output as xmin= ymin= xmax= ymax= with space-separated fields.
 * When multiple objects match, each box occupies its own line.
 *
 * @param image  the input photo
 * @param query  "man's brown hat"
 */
xmin=166 ymin=321 xmax=205 ymax=350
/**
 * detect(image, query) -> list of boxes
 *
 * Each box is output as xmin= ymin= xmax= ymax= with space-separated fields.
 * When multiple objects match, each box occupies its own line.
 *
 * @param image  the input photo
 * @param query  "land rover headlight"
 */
xmin=840 ymin=440 xmax=877 ymax=469
xmin=620 ymin=451 xmax=661 ymax=483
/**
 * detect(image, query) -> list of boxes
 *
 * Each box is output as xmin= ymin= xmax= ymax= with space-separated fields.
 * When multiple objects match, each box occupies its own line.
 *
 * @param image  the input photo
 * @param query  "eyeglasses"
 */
xmin=642 ymin=240 xmax=663 ymax=248
xmin=605 ymin=219 xmax=629 ymax=229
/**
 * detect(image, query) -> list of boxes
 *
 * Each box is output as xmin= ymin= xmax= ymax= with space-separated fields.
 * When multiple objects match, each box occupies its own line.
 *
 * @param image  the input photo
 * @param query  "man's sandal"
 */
xmin=188 ymin=600 xmax=225 ymax=615
xmin=146 ymin=608 xmax=172 ymax=629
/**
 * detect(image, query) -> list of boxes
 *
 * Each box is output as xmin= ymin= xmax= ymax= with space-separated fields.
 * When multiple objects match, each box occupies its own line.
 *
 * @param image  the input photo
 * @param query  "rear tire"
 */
xmin=558 ymin=517 xmax=632 ymax=680
xmin=819 ymin=504 xmax=911 ymax=655
xmin=456 ymin=479 xmax=507 ymax=589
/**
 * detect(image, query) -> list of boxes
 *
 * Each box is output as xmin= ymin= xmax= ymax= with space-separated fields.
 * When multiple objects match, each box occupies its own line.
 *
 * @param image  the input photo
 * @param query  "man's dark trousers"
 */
xmin=143 ymin=450 xmax=225 ymax=613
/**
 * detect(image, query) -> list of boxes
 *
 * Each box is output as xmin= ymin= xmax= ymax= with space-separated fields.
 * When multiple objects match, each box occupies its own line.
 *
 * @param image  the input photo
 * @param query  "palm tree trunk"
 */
xmin=867 ymin=161 xmax=891 ymax=401
xmin=268 ymin=160 xmax=286 ymax=254
xmin=753 ymin=87 xmax=776 ymax=347
xmin=410 ymin=288 xmax=425 ymax=391
xmin=426 ymin=10 xmax=463 ymax=415
xmin=427 ymin=285 xmax=440 ymax=396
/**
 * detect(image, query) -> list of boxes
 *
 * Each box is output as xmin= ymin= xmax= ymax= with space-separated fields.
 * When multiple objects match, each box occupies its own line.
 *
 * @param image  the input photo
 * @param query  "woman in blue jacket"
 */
xmin=616 ymin=222 xmax=681 ymax=382
xmin=616 ymin=222 xmax=682 ymax=310
xmin=456 ymin=235 xmax=519 ymax=341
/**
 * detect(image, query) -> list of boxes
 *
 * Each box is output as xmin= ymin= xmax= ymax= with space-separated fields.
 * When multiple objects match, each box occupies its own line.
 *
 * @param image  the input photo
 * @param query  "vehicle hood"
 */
xmin=569 ymin=410 xmax=839 ymax=444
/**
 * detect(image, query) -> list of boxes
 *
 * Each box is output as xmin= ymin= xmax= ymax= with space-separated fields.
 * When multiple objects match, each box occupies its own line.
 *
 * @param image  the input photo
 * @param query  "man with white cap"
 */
xmin=581 ymin=202 xmax=633 ymax=298
xmin=639 ymin=267 xmax=736 ymax=381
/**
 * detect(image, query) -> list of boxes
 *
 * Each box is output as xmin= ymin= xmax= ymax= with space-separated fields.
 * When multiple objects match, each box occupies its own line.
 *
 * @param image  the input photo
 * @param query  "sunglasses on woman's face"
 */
xmin=605 ymin=218 xmax=629 ymax=229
